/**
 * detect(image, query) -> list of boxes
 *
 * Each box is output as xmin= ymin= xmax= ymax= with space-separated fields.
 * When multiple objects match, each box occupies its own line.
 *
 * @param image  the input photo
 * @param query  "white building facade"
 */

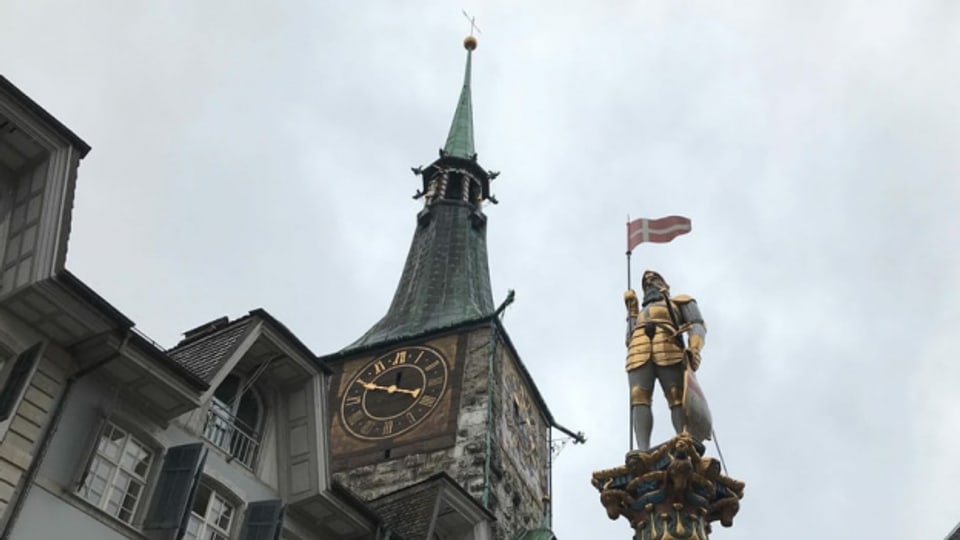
xmin=0 ymin=76 xmax=392 ymax=540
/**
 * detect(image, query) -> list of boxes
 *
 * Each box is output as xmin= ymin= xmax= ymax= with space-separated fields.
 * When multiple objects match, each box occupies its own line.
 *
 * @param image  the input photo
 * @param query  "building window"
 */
xmin=203 ymin=374 xmax=262 ymax=469
xmin=77 ymin=422 xmax=154 ymax=524
xmin=184 ymin=482 xmax=235 ymax=540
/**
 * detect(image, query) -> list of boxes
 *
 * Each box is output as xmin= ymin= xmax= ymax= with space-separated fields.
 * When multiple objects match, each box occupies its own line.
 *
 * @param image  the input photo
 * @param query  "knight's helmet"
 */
xmin=641 ymin=269 xmax=669 ymax=291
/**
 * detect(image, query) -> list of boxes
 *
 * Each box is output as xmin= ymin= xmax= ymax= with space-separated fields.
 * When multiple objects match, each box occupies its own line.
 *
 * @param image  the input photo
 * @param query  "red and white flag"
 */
xmin=626 ymin=215 xmax=692 ymax=252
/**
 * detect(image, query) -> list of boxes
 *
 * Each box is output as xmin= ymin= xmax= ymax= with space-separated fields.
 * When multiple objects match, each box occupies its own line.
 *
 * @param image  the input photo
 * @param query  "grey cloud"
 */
xmin=3 ymin=1 xmax=959 ymax=538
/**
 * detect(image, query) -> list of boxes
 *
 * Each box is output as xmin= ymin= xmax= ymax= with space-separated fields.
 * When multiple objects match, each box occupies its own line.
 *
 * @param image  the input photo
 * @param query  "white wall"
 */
xmin=18 ymin=373 xmax=285 ymax=539
xmin=11 ymin=486 xmax=133 ymax=540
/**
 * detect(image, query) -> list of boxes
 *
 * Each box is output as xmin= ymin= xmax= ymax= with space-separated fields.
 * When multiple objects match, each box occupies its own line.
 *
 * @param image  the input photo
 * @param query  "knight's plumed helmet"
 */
xmin=641 ymin=270 xmax=669 ymax=291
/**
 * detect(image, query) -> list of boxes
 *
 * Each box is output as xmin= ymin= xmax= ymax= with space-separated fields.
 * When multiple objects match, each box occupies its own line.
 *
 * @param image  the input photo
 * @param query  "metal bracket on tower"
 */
xmin=417 ymin=207 xmax=433 ymax=227
xmin=470 ymin=209 xmax=487 ymax=229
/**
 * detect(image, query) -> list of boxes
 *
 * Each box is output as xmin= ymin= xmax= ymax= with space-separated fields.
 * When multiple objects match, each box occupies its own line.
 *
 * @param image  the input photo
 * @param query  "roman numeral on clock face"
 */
xmin=347 ymin=410 xmax=364 ymax=425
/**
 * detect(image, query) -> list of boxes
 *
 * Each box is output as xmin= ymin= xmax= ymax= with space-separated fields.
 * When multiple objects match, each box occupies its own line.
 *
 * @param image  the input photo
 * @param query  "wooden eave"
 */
xmin=0 ymin=76 xmax=90 ymax=157
xmin=71 ymin=329 xmax=204 ymax=420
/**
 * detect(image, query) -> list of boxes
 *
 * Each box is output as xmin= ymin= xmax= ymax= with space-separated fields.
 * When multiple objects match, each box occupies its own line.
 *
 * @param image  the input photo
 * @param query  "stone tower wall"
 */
xmin=333 ymin=324 xmax=549 ymax=539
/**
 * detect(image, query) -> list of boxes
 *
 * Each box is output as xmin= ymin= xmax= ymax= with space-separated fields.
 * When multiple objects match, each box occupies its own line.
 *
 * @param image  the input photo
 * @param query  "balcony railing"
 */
xmin=202 ymin=403 xmax=260 ymax=470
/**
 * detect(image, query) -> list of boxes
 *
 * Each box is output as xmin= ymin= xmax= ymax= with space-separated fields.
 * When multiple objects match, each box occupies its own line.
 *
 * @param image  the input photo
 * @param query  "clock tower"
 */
xmin=322 ymin=36 xmax=567 ymax=540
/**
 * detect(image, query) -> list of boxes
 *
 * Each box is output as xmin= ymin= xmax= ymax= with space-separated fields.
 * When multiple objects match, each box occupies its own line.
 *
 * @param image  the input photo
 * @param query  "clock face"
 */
xmin=340 ymin=345 xmax=449 ymax=441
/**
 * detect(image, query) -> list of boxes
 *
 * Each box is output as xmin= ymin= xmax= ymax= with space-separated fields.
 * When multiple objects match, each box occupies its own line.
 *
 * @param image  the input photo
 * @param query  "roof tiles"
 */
xmin=167 ymin=319 xmax=253 ymax=382
xmin=342 ymin=201 xmax=494 ymax=352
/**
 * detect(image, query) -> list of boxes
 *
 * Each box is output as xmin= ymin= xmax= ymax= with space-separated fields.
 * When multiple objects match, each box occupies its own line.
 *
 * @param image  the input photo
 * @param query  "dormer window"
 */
xmin=203 ymin=373 xmax=262 ymax=469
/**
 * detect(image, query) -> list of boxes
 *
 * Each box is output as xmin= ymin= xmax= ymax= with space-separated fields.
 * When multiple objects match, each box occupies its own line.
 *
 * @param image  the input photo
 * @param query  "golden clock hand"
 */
xmin=391 ymin=387 xmax=421 ymax=398
xmin=356 ymin=379 xmax=393 ymax=392
xmin=356 ymin=379 xmax=422 ymax=398
xmin=355 ymin=379 xmax=376 ymax=390
xmin=380 ymin=385 xmax=421 ymax=398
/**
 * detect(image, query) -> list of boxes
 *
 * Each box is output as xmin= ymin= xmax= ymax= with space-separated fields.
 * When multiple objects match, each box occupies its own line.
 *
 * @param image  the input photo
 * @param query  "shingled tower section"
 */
xmin=343 ymin=36 xmax=494 ymax=352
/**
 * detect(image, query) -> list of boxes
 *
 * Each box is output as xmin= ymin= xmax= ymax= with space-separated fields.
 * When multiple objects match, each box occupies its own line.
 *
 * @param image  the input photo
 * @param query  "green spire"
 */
xmin=443 ymin=40 xmax=476 ymax=159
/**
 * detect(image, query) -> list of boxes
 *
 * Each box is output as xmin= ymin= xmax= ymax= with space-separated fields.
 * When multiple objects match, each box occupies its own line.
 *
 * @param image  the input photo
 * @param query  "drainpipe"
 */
xmin=544 ymin=429 xmax=552 ymax=529
xmin=0 ymin=329 xmax=130 ymax=540
xmin=482 ymin=290 xmax=514 ymax=508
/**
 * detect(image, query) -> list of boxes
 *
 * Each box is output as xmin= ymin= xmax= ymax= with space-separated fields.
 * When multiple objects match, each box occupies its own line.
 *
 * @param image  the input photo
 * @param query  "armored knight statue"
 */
xmin=593 ymin=269 xmax=742 ymax=539
xmin=625 ymin=270 xmax=706 ymax=451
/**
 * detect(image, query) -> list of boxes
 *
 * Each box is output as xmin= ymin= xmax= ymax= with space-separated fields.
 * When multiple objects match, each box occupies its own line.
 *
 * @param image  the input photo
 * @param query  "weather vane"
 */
xmin=462 ymin=9 xmax=482 ymax=37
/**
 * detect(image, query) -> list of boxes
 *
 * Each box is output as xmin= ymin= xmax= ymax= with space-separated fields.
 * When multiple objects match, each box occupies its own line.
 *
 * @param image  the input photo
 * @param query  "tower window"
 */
xmin=445 ymin=173 xmax=464 ymax=201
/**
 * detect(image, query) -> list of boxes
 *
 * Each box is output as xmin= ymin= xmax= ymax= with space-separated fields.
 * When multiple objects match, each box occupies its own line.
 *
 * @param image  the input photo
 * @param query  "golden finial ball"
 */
xmin=463 ymin=35 xmax=478 ymax=50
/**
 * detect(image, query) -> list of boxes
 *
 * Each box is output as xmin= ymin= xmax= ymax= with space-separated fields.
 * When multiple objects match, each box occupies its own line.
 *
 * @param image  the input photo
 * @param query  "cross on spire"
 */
xmin=462 ymin=9 xmax=482 ymax=36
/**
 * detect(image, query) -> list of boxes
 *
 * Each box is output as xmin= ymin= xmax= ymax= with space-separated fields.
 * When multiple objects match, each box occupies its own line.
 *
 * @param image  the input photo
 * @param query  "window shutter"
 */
xmin=238 ymin=499 xmax=285 ymax=540
xmin=0 ymin=342 xmax=43 ymax=422
xmin=285 ymin=382 xmax=320 ymax=500
xmin=143 ymin=443 xmax=208 ymax=538
xmin=72 ymin=415 xmax=108 ymax=490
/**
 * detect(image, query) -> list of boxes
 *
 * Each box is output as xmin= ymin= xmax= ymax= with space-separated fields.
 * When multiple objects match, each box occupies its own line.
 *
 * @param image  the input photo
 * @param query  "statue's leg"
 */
xmin=658 ymin=364 xmax=686 ymax=435
xmin=628 ymin=363 xmax=655 ymax=451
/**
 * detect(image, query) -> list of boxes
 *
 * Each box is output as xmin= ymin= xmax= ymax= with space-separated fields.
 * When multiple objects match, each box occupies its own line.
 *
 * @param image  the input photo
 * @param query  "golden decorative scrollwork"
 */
xmin=591 ymin=434 xmax=744 ymax=539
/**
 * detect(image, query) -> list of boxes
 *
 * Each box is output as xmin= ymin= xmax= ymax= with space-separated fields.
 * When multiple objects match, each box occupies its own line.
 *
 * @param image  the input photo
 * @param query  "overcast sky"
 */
xmin=4 ymin=1 xmax=960 ymax=538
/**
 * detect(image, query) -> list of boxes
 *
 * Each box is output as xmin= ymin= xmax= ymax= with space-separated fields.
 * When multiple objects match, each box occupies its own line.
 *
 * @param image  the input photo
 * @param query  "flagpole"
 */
xmin=627 ymin=241 xmax=632 ymax=453
xmin=626 ymin=215 xmax=632 ymax=290
xmin=626 ymin=216 xmax=633 ymax=452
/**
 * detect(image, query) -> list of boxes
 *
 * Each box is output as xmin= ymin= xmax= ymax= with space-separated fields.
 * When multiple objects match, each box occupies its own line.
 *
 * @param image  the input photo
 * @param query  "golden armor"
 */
xmin=624 ymin=291 xmax=703 ymax=372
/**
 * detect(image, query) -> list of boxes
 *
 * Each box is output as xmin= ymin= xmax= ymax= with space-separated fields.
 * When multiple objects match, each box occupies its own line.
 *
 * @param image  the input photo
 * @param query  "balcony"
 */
xmin=203 ymin=402 xmax=260 ymax=470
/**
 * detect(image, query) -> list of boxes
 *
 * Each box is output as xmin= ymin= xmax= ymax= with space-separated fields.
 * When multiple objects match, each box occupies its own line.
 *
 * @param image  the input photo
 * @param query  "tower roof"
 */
xmin=339 ymin=36 xmax=495 ymax=354
xmin=341 ymin=201 xmax=494 ymax=352
xmin=443 ymin=38 xmax=476 ymax=159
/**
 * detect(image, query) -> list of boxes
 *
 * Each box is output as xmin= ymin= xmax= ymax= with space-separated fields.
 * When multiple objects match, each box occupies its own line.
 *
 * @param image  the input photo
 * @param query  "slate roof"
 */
xmin=516 ymin=528 xmax=557 ymax=540
xmin=443 ymin=48 xmax=475 ymax=159
xmin=338 ymin=39 xmax=497 ymax=355
xmin=368 ymin=477 xmax=441 ymax=540
xmin=368 ymin=472 xmax=497 ymax=539
xmin=167 ymin=318 xmax=253 ymax=382
xmin=342 ymin=200 xmax=494 ymax=352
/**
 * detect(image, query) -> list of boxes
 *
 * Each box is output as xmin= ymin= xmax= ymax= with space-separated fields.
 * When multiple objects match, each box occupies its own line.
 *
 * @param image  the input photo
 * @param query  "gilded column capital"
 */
xmin=591 ymin=434 xmax=744 ymax=539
